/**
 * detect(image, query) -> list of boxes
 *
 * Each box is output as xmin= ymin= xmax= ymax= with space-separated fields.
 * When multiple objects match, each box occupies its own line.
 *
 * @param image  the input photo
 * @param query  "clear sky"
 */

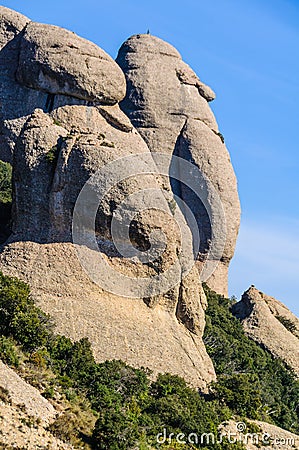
xmin=2 ymin=0 xmax=299 ymax=314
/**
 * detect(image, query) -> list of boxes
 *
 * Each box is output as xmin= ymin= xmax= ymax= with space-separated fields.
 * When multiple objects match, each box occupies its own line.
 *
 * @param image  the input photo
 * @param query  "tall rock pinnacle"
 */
xmin=117 ymin=34 xmax=241 ymax=296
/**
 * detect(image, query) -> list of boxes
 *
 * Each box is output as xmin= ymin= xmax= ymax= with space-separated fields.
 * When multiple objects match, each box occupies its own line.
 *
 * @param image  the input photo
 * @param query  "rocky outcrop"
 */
xmin=116 ymin=34 xmax=241 ymax=296
xmin=232 ymin=287 xmax=299 ymax=376
xmin=0 ymin=360 xmax=74 ymax=449
xmin=0 ymin=7 xmax=216 ymax=388
xmin=17 ymin=22 xmax=126 ymax=103
xmin=0 ymin=360 xmax=56 ymax=424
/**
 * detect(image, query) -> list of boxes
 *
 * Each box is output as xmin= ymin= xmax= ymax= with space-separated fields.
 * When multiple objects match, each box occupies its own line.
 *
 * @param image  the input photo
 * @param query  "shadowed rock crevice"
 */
xmin=170 ymin=123 xmax=213 ymax=260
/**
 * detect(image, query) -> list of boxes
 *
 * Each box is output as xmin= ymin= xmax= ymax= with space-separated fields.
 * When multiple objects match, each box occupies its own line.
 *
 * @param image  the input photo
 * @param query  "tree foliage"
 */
xmin=0 ymin=272 xmax=298 ymax=449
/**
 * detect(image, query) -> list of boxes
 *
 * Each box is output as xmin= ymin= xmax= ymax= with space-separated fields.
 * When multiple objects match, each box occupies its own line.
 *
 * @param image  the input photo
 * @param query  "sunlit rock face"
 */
xmin=117 ymin=34 xmax=241 ymax=296
xmin=0 ymin=7 xmax=216 ymax=389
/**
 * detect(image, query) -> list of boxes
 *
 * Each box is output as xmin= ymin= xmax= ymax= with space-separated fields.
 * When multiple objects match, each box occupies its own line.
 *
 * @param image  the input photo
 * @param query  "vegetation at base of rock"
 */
xmin=0 ymin=160 xmax=12 ymax=244
xmin=0 ymin=335 xmax=19 ymax=366
xmin=203 ymin=284 xmax=299 ymax=434
xmin=0 ymin=272 xmax=52 ymax=351
xmin=47 ymin=398 xmax=97 ymax=448
xmin=0 ymin=272 xmax=298 ymax=448
xmin=0 ymin=272 xmax=242 ymax=449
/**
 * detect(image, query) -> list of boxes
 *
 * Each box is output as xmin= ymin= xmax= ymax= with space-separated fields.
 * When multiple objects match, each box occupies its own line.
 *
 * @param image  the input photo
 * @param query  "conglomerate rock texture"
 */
xmin=1 ymin=7 xmax=298 ymax=450
xmin=0 ymin=6 xmax=223 ymax=389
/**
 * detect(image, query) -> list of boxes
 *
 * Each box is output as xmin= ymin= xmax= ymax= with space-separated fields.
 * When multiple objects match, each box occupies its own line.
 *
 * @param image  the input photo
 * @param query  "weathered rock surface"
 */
xmin=0 ymin=242 xmax=215 ymax=388
xmin=232 ymin=287 xmax=299 ymax=376
xmin=116 ymin=34 xmax=241 ymax=296
xmin=0 ymin=7 xmax=216 ymax=389
xmin=0 ymin=6 xmax=29 ymax=48
xmin=0 ymin=404 xmax=74 ymax=449
xmin=0 ymin=360 xmax=75 ymax=449
xmin=0 ymin=7 xmax=30 ymax=163
xmin=0 ymin=6 xmax=48 ymax=164
xmin=261 ymin=292 xmax=299 ymax=339
xmin=0 ymin=360 xmax=55 ymax=424
xmin=0 ymin=6 xmax=126 ymax=165
xmin=17 ymin=22 xmax=126 ymax=104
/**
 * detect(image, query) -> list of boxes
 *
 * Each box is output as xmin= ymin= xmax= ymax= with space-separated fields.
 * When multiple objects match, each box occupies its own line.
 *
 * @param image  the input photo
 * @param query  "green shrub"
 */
xmin=276 ymin=315 xmax=297 ymax=334
xmin=0 ymin=336 xmax=19 ymax=367
xmin=47 ymin=334 xmax=74 ymax=372
xmin=46 ymin=145 xmax=59 ymax=164
xmin=0 ymin=272 xmax=52 ymax=351
xmin=211 ymin=373 xmax=262 ymax=418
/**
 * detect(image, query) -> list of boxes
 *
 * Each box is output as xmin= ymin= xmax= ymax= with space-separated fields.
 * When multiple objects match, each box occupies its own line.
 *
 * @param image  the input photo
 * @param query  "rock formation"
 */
xmin=0 ymin=7 xmax=298 ymax=450
xmin=0 ymin=361 xmax=74 ymax=449
xmin=0 ymin=6 xmax=219 ymax=388
xmin=116 ymin=34 xmax=241 ymax=296
xmin=232 ymin=287 xmax=299 ymax=376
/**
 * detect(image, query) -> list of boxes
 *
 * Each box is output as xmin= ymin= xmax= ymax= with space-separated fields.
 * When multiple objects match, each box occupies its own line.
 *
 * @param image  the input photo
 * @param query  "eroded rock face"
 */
xmin=17 ymin=22 xmax=126 ymax=103
xmin=0 ymin=7 xmax=215 ymax=388
xmin=116 ymin=34 xmax=241 ymax=296
xmin=232 ymin=287 xmax=299 ymax=376
xmin=0 ymin=6 xmax=29 ymax=47
xmin=0 ymin=360 xmax=56 ymax=424
xmin=0 ymin=360 xmax=77 ymax=449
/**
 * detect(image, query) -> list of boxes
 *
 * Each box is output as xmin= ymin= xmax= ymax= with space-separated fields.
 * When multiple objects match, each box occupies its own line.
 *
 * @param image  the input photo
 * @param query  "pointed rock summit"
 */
xmin=233 ymin=287 xmax=299 ymax=376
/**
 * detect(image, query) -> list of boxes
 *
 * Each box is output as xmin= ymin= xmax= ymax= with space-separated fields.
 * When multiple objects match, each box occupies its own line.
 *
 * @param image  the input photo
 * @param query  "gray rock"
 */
xmin=97 ymin=104 xmax=133 ymax=132
xmin=232 ymin=287 xmax=299 ymax=376
xmin=176 ymin=61 xmax=216 ymax=102
xmin=17 ymin=22 xmax=126 ymax=104
xmin=176 ymin=119 xmax=241 ymax=294
xmin=1 ymin=99 xmax=215 ymax=385
xmin=0 ymin=7 xmax=47 ymax=163
xmin=12 ymin=109 xmax=68 ymax=240
xmin=117 ymin=34 xmax=241 ymax=295
xmin=0 ymin=6 xmax=29 ymax=48
xmin=0 ymin=9 xmax=217 ymax=389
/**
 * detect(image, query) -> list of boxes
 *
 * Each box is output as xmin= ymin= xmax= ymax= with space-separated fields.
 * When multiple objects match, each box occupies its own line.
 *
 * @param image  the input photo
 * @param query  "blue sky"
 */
xmin=3 ymin=0 xmax=299 ymax=314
